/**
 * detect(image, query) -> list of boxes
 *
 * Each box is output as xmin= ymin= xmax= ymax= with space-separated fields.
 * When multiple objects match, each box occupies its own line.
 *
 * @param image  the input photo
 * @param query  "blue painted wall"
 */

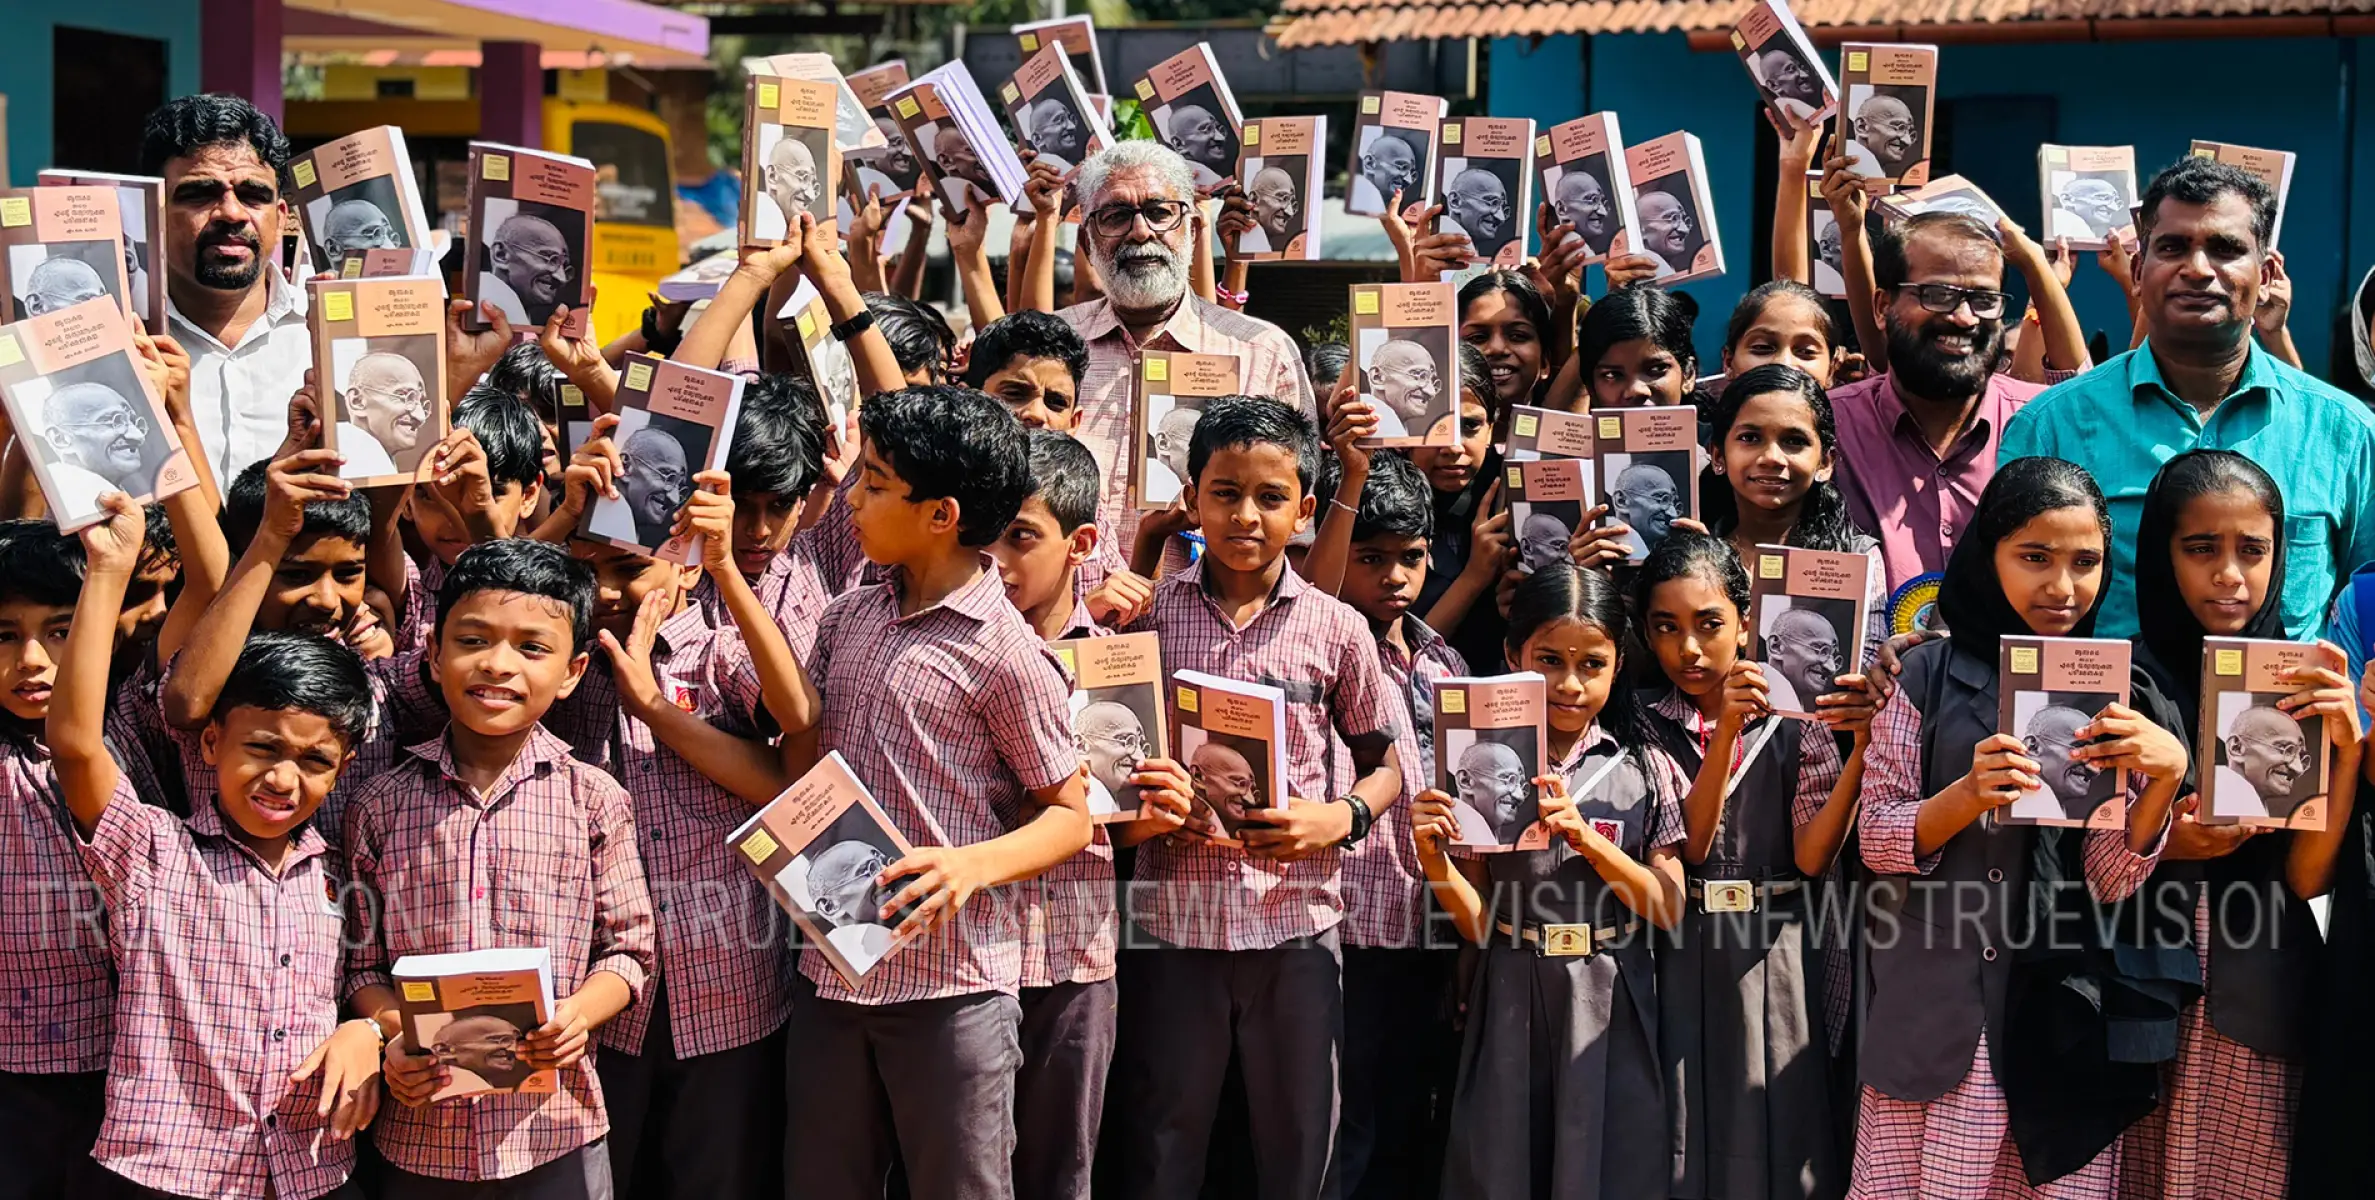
xmin=1492 ymin=31 xmax=2370 ymax=381
xmin=0 ymin=0 xmax=202 ymax=185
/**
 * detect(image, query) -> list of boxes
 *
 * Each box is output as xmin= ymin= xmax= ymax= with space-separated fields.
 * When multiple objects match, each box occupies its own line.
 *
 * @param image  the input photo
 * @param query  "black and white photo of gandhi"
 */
xmin=1512 ymin=499 xmax=1581 ymax=575
xmin=418 ymin=1003 xmax=540 ymax=1092
xmin=1022 ymin=93 xmax=1093 ymax=172
xmin=1073 ymin=687 xmax=1160 ymax=817
xmin=476 ymin=197 xmax=585 ymax=328
xmin=857 ymin=115 xmax=923 ymax=193
xmin=2010 ymin=690 xmax=2120 ymax=823
xmin=1357 ymin=325 xmax=1453 ymax=441
xmin=329 ymin=334 xmax=437 ymax=481
xmin=1547 ymin=156 xmax=1619 ymax=258
xmin=2212 ymin=692 xmax=2319 ymax=821
xmin=831 ymin=87 xmax=875 ymax=152
xmin=1809 ymin=208 xmax=1846 ymax=296
xmin=753 ymin=123 xmax=832 ymax=242
xmin=1602 ymin=452 xmax=1688 ymax=561
xmin=1141 ymin=394 xmax=1204 ymax=506
xmin=114 ymin=188 xmax=153 ymax=325
xmin=1349 ymin=125 xmax=1428 ymax=216
xmin=8 ymin=241 xmax=121 ymax=322
xmin=804 ymin=332 xmax=860 ymax=424
xmin=1443 ymin=725 xmax=1539 ymax=845
xmin=1747 ymin=41 xmax=1825 ymax=124
xmin=908 ymin=120 xmax=995 ymax=213
xmin=20 ymin=353 xmax=175 ymax=521
xmin=1179 ymin=724 xmax=1269 ymax=839
xmin=1236 ymin=158 xmax=1305 ymax=255
xmin=2047 ymin=170 xmax=2135 ymax=243
xmin=1842 ymin=84 xmax=1925 ymax=180
xmin=776 ymin=805 xmax=918 ymax=975
xmin=305 ymin=174 xmax=407 ymax=272
xmin=1154 ymin=87 xmax=1238 ymax=189
xmin=1634 ymin=177 xmax=1707 ymax=278
xmin=1755 ymin=594 xmax=1855 ymax=713
xmin=1440 ymin=157 xmax=1519 ymax=263
xmin=587 ymin=406 xmax=708 ymax=550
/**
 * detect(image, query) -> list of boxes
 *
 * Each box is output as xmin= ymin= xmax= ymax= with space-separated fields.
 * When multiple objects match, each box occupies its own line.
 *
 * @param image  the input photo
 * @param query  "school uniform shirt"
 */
xmin=1340 ymin=615 xmax=1466 ymax=949
xmin=1024 ymin=599 xmax=1121 ymax=988
xmin=1122 ymin=559 xmax=1402 ymax=951
xmin=691 ymin=536 xmax=843 ymax=666
xmin=105 ymin=650 xmax=195 ymax=815
xmin=392 ymin=553 xmax=447 ymax=656
xmin=0 ymin=739 xmax=113 ymax=1074
xmin=341 ymin=726 xmax=659 ymax=1182
xmin=78 ymin=773 xmax=352 ymax=1200
xmin=802 ymin=562 xmax=1084 ymax=1005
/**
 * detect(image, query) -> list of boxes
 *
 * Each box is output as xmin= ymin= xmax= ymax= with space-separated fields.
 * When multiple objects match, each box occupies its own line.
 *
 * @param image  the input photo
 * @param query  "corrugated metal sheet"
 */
xmin=1273 ymin=0 xmax=2375 ymax=47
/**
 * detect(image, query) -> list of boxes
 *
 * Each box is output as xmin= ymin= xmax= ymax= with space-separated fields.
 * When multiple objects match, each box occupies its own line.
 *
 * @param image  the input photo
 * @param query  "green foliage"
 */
xmin=1304 ymin=312 xmax=1351 ymax=346
xmin=1109 ymin=98 xmax=1158 ymax=142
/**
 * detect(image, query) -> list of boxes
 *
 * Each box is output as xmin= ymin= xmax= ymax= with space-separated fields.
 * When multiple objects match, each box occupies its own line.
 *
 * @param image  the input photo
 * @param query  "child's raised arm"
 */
xmin=51 ymin=494 xmax=147 ymax=835
xmin=798 ymin=213 xmax=909 ymax=398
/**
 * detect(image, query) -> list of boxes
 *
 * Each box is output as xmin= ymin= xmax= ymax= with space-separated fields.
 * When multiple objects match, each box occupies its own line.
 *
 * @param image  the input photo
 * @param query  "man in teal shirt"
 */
xmin=2003 ymin=156 xmax=2375 ymax=639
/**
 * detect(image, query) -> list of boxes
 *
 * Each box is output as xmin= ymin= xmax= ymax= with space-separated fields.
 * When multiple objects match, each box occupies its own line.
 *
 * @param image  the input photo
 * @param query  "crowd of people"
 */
xmin=9 ymin=81 xmax=2375 ymax=1200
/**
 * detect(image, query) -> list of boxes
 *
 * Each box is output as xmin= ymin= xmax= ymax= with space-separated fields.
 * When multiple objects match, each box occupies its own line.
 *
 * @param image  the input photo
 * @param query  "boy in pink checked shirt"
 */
xmin=51 ymin=495 xmax=383 ymax=1200
xmin=768 ymin=385 xmax=1096 ymax=1200
xmin=342 ymin=540 xmax=659 ymax=1199
xmin=1108 ymin=396 xmax=1406 ymax=1200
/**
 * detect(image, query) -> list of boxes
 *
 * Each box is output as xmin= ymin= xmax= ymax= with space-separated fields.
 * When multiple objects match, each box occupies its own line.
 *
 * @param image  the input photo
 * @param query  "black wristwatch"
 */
xmin=1338 ymin=795 xmax=1374 ymax=848
xmin=640 ymin=305 xmax=684 ymax=357
xmin=829 ymin=309 xmax=875 ymax=342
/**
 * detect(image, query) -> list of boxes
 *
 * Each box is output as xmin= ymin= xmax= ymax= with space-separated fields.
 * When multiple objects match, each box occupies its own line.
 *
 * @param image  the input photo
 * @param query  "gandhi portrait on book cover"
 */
xmin=23 ymin=354 xmax=176 ymax=523
xmin=2213 ymin=692 xmax=2318 ymax=821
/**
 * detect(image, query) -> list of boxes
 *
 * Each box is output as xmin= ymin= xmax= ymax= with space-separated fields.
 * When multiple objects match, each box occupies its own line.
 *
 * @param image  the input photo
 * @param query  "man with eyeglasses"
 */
xmin=481 ymin=211 xmax=576 ymax=328
xmin=2010 ymin=156 xmax=2375 ymax=641
xmin=1441 ymin=167 xmax=1512 ymax=262
xmin=38 ymin=380 xmax=159 ymax=520
xmin=332 ymin=351 xmax=431 ymax=479
xmin=1241 ymin=166 xmax=1300 ymax=255
xmin=618 ymin=426 xmax=693 ymax=549
xmin=319 ymin=198 xmax=401 ymax=265
xmin=2216 ymin=703 xmax=2313 ymax=821
xmin=20 ymin=256 xmax=111 ymax=319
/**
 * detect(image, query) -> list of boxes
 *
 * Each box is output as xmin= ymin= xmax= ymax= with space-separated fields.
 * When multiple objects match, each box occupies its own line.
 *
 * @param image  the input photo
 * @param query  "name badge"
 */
xmin=1540 ymin=923 xmax=1593 ymax=957
xmin=1703 ymin=879 xmax=1755 ymax=913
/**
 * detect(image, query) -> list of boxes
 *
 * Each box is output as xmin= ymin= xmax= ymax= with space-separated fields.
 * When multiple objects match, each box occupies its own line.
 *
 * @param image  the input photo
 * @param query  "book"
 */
xmin=1434 ymin=673 xmax=1553 ymax=850
xmin=2188 ymin=140 xmax=2295 ymax=249
xmin=1806 ymin=174 xmax=1846 ymax=297
xmin=1505 ymin=404 xmax=1598 ymax=463
xmin=1836 ymin=43 xmax=1937 ymax=188
xmin=1232 ymin=116 xmax=1324 ymax=262
xmin=657 ymin=248 xmax=737 ymax=303
xmin=1535 ymin=113 xmax=1638 ymax=266
xmin=33 ymin=171 xmax=164 ymax=334
xmin=284 ymin=126 xmax=438 ymax=279
xmin=1731 ymin=0 xmax=1839 ymax=128
xmin=1875 ymin=174 xmax=2007 ymax=230
xmin=2198 ymin=638 xmax=2330 ymax=829
xmin=557 ymin=381 xmax=595 ymax=459
xmin=1350 ymin=281 xmax=1458 ymax=448
xmin=778 ymin=277 xmax=860 ymax=427
xmin=0 ymin=186 xmax=133 ymax=326
xmin=1133 ymin=349 xmax=1241 ymax=510
xmin=1051 ymin=631 xmax=1168 ymax=822
xmin=847 ymin=60 xmax=913 ymax=113
xmin=1000 ymin=42 xmax=1112 ymax=175
xmin=1996 ymin=635 xmax=2132 ymax=828
xmin=1589 ymin=405 xmax=1698 ymax=564
xmin=1746 ymin=545 xmax=1871 ymax=719
xmin=729 ymin=751 xmax=928 ymax=988
xmin=461 ymin=143 xmax=596 ymax=337
xmin=1171 ymin=669 xmax=1289 ymax=847
xmin=1624 ymin=132 xmax=1725 ymax=283
xmin=306 ymin=276 xmax=449 ymax=488
xmin=1437 ymin=116 xmax=1535 ymax=270
xmin=389 ymin=948 xmax=558 ymax=1101
xmin=0 ymin=296 xmax=199 ymax=531
xmin=1346 ymin=91 xmax=1448 ymax=218
xmin=579 ymin=352 xmax=745 ymax=564
xmin=887 ymin=68 xmax=1027 ymax=214
xmin=1012 ymin=14 xmax=1108 ymax=95
xmin=2038 ymin=145 xmax=2138 ymax=252
xmin=845 ymin=61 xmax=922 ymax=206
xmin=749 ymin=53 xmax=889 ymax=152
xmin=1505 ymin=457 xmax=1592 ymax=576
xmin=744 ymin=75 xmax=843 ymax=248
xmin=1132 ymin=43 xmax=1245 ymax=191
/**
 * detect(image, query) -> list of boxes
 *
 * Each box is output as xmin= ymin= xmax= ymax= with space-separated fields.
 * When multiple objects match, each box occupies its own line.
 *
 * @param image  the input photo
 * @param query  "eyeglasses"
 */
xmin=501 ymin=244 xmax=575 ymax=280
xmin=1087 ymin=201 xmax=1192 ymax=238
xmin=2234 ymin=733 xmax=2309 ymax=763
xmin=1895 ymin=282 xmax=2009 ymax=320
xmin=55 ymin=409 xmax=147 ymax=438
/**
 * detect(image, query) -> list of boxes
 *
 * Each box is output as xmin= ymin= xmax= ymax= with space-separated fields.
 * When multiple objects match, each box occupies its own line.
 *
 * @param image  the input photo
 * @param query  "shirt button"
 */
xmin=656 ymin=900 xmax=670 ymax=914
xmin=264 ymin=1114 xmax=277 ymax=1129
xmin=641 ymin=761 xmax=655 ymax=774
xmin=1987 ymin=868 xmax=2004 ymax=883
xmin=652 ymin=829 xmax=665 ymax=842
xmin=272 ymin=1028 xmax=286 ymax=1041
xmin=280 ymin=953 xmax=292 ymax=967
xmin=1982 ymin=946 xmax=1998 ymax=963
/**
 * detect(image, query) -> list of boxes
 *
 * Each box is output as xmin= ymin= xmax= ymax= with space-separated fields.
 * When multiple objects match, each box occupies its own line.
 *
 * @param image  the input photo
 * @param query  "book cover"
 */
xmin=389 ymin=947 xmax=558 ymax=1101
xmin=1134 ymin=349 xmax=1241 ymax=510
xmin=462 ymin=143 xmax=596 ymax=337
xmin=1535 ymin=113 xmax=1638 ymax=266
xmin=1351 ymin=281 xmax=1457 ymax=448
xmin=749 ymin=53 xmax=889 ymax=152
xmin=1747 ymin=544 xmax=1870 ymax=719
xmin=2189 ymin=140 xmax=2295 ymax=248
xmin=1996 ymin=635 xmax=2132 ymax=828
xmin=1012 ymin=14 xmax=1107 ymax=95
xmin=1051 ymin=631 xmax=1168 ymax=822
xmin=1232 ymin=116 xmax=1324 ymax=262
xmin=1000 ymin=42 xmax=1112 ymax=175
xmin=1505 ymin=404 xmax=1597 ymax=463
xmin=1875 ymin=174 xmax=2006 ymax=229
xmin=778 ymin=277 xmax=861 ymax=427
xmin=1171 ymin=669 xmax=1289 ymax=847
xmin=1434 ymin=673 xmax=1553 ymax=850
xmin=557 ymin=381 xmax=594 ymax=460
xmin=729 ymin=751 xmax=927 ymax=988
xmin=1132 ymin=44 xmax=1245 ymax=192
xmin=1505 ymin=457 xmax=1593 ymax=576
xmin=1624 ymin=132 xmax=1725 ymax=283
xmin=33 ymin=171 xmax=164 ymax=334
xmin=2198 ymin=637 xmax=2329 ymax=830
xmin=1437 ymin=116 xmax=1535 ymax=270
xmin=845 ymin=62 xmax=922 ymax=210
xmin=1836 ymin=43 xmax=1938 ymax=188
xmin=888 ymin=70 xmax=1027 ymax=215
xmin=1806 ymin=174 xmax=1846 ymax=297
xmin=657 ymin=249 xmax=737 ymax=303
xmin=1347 ymin=91 xmax=1447 ymax=218
xmin=307 ymin=275 xmax=449 ymax=488
xmin=1589 ymin=406 xmax=1697 ymax=564
xmin=0 ymin=186 xmax=132 ymax=326
xmin=284 ymin=126 xmax=438 ymax=279
xmin=2038 ymin=145 xmax=2138 ymax=252
xmin=744 ymin=75 xmax=843 ymax=248
xmin=847 ymin=61 xmax=913 ymax=112
xmin=579 ymin=352 xmax=745 ymax=565
xmin=1731 ymin=0 xmax=1839 ymax=128
xmin=0 ymin=295 xmax=198 ymax=531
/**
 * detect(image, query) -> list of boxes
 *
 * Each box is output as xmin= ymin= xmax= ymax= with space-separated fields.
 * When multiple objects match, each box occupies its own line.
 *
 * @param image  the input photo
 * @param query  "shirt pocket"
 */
xmin=495 ymin=840 xmax=594 ymax=945
xmin=2282 ymin=512 xmax=2332 ymax=629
